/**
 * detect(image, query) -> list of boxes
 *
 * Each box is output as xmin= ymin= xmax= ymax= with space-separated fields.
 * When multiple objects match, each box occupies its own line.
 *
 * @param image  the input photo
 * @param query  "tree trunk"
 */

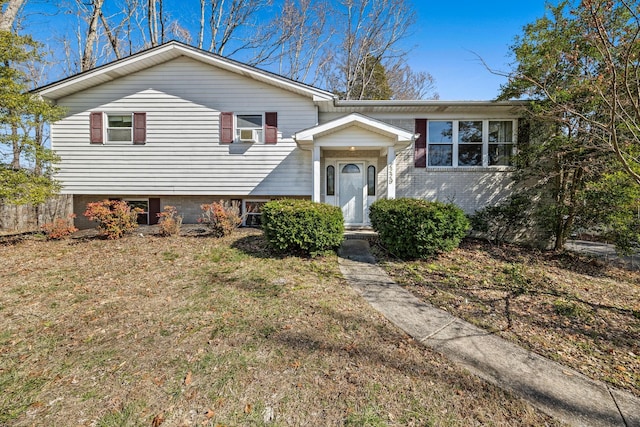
xmin=33 ymin=117 xmax=44 ymax=176
xmin=0 ymin=0 xmax=25 ymax=31
xmin=81 ymin=0 xmax=104 ymax=71
xmin=148 ymin=0 xmax=158 ymax=46
xmin=10 ymin=123 xmax=20 ymax=170
xmin=100 ymin=11 xmax=121 ymax=59
xmin=198 ymin=0 xmax=205 ymax=49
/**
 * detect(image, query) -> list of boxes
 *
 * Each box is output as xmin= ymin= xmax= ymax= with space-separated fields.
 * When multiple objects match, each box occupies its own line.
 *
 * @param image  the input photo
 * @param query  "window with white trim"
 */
xmin=236 ymin=115 xmax=263 ymax=143
xmin=457 ymin=121 xmax=483 ymax=166
xmin=243 ymin=200 xmax=269 ymax=227
xmin=107 ymin=114 xmax=133 ymax=143
xmin=367 ymin=165 xmax=376 ymax=196
xmin=489 ymin=120 xmax=514 ymax=166
xmin=125 ymin=199 xmax=149 ymax=225
xmin=427 ymin=121 xmax=453 ymax=166
xmin=427 ymin=119 xmax=516 ymax=167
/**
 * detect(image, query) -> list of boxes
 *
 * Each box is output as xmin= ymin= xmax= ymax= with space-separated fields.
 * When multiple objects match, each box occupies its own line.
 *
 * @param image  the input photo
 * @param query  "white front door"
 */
xmin=338 ymin=162 xmax=364 ymax=224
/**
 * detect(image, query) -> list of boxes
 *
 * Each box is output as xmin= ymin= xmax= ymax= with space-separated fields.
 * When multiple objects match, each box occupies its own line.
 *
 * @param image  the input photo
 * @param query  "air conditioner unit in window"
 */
xmin=239 ymin=129 xmax=257 ymax=142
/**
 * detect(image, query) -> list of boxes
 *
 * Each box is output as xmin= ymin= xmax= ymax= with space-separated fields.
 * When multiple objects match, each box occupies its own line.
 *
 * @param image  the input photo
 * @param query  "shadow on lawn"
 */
xmin=230 ymin=230 xmax=335 ymax=260
xmin=230 ymin=231 xmax=279 ymax=259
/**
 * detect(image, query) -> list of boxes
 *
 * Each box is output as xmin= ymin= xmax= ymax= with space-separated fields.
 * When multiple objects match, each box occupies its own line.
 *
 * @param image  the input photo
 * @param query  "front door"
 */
xmin=338 ymin=162 xmax=364 ymax=224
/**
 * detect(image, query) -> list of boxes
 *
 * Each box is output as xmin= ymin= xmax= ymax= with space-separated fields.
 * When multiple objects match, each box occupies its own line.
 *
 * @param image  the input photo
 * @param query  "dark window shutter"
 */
xmin=414 ymin=119 xmax=427 ymax=168
xmin=220 ymin=112 xmax=234 ymax=143
xmin=90 ymin=112 xmax=103 ymax=144
xmin=133 ymin=112 xmax=146 ymax=144
xmin=148 ymin=197 xmax=161 ymax=225
xmin=265 ymin=112 xmax=278 ymax=144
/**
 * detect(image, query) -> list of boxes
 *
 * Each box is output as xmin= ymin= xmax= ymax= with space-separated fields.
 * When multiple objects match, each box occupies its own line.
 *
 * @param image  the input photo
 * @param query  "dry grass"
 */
xmin=376 ymin=238 xmax=640 ymax=397
xmin=0 ymin=229 xmax=559 ymax=426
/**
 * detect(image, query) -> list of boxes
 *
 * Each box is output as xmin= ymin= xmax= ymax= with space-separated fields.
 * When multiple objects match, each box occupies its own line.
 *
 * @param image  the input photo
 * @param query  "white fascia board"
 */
xmin=37 ymin=41 xmax=336 ymax=102
xmin=37 ymin=43 xmax=179 ymax=99
xmin=295 ymin=113 xmax=415 ymax=142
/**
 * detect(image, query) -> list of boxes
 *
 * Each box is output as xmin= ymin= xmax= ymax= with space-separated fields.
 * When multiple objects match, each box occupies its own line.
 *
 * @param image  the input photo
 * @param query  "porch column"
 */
xmin=387 ymin=146 xmax=396 ymax=199
xmin=312 ymin=146 xmax=321 ymax=202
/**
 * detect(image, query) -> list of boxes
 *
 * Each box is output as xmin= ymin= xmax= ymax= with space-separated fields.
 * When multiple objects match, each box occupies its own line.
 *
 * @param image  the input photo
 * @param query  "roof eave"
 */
xmin=36 ymin=41 xmax=337 ymax=102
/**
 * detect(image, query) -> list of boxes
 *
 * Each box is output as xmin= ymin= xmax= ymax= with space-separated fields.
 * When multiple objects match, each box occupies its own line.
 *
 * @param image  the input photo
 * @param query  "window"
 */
xmin=489 ymin=121 xmax=514 ymax=166
xmin=341 ymin=164 xmax=360 ymax=173
xmin=125 ymin=199 xmax=149 ymax=225
xmin=244 ymin=200 xmax=269 ymax=227
xmin=107 ymin=114 xmax=133 ymax=142
xmin=458 ymin=121 xmax=483 ymax=166
xmin=367 ymin=165 xmax=376 ymax=196
xmin=428 ymin=121 xmax=453 ymax=166
xmin=425 ymin=119 xmax=516 ymax=167
xmin=236 ymin=114 xmax=263 ymax=143
xmin=220 ymin=112 xmax=277 ymax=144
xmin=326 ymin=165 xmax=335 ymax=196
xmin=90 ymin=112 xmax=146 ymax=144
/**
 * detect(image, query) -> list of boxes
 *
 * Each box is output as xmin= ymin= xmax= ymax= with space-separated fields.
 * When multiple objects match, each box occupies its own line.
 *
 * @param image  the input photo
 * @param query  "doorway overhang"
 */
xmin=293 ymin=113 xmax=417 ymax=205
xmin=293 ymin=112 xmax=416 ymax=155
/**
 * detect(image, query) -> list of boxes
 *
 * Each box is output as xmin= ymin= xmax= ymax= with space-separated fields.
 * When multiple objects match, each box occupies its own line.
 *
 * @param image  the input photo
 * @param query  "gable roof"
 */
xmin=294 ymin=113 xmax=415 ymax=152
xmin=36 ymin=41 xmax=337 ymax=103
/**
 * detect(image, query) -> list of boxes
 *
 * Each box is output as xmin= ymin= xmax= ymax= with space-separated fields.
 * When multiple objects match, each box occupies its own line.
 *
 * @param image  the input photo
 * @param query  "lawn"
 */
xmin=0 ymin=229 xmax=559 ymax=426
xmin=376 ymin=238 xmax=640 ymax=397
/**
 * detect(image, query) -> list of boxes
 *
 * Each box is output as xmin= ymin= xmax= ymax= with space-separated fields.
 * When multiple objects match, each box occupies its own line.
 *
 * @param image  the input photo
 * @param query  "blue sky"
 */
xmin=408 ymin=1 xmax=549 ymax=100
xmin=21 ymin=0 xmax=551 ymax=100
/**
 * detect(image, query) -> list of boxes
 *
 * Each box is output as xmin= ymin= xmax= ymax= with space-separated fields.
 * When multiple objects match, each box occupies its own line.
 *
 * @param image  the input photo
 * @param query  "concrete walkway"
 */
xmin=338 ymin=239 xmax=640 ymax=427
xmin=566 ymin=240 xmax=640 ymax=270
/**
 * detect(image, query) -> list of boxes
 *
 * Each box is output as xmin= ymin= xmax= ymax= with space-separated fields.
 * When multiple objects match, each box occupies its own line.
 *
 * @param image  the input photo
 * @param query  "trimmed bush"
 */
xmin=198 ymin=200 xmax=242 ymax=237
xmin=262 ymin=199 xmax=344 ymax=256
xmin=83 ymin=199 xmax=141 ymax=239
xmin=157 ymin=205 xmax=183 ymax=236
xmin=41 ymin=214 xmax=78 ymax=240
xmin=369 ymin=198 xmax=469 ymax=259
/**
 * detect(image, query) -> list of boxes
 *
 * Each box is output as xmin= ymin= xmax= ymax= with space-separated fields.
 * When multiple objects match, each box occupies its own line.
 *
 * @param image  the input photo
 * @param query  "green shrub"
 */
xmin=198 ymin=200 xmax=242 ymax=237
xmin=369 ymin=198 xmax=469 ymax=259
xmin=470 ymin=194 xmax=532 ymax=243
xmin=262 ymin=199 xmax=344 ymax=256
xmin=83 ymin=200 xmax=142 ymax=239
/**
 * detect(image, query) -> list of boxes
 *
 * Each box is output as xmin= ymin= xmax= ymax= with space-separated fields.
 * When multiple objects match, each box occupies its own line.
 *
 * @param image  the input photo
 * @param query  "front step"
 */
xmin=344 ymin=227 xmax=377 ymax=240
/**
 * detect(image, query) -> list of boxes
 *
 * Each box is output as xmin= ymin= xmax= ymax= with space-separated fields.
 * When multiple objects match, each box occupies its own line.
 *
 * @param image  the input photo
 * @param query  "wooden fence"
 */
xmin=0 ymin=195 xmax=73 ymax=235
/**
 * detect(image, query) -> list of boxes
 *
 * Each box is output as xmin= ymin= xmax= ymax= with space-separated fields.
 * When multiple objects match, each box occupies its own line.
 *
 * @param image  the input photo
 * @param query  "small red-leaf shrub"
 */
xmin=157 ymin=205 xmax=182 ymax=236
xmin=83 ymin=199 xmax=142 ymax=239
xmin=198 ymin=200 xmax=242 ymax=237
xmin=41 ymin=214 xmax=78 ymax=240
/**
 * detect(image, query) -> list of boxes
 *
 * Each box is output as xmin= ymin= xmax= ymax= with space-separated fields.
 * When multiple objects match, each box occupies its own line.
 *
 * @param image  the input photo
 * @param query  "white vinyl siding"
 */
xmin=51 ymin=57 xmax=317 ymax=196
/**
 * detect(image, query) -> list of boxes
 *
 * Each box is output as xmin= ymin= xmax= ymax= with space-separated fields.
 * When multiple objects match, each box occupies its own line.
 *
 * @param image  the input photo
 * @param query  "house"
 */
xmin=36 ymin=41 xmax=525 ymax=229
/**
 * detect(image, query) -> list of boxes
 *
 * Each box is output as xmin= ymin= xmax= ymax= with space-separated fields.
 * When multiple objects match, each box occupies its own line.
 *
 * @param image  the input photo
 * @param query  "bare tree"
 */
xmin=386 ymin=60 xmax=438 ymax=100
xmin=100 ymin=9 xmax=122 ymax=59
xmin=325 ymin=0 xmax=416 ymax=99
xmin=148 ymin=0 xmax=158 ymax=46
xmin=0 ymin=0 xmax=26 ymax=31
xmin=273 ymin=0 xmax=333 ymax=84
xmin=198 ymin=0 xmax=205 ymax=49
xmin=121 ymin=0 xmax=147 ymax=54
xmin=81 ymin=0 xmax=103 ymax=71
xmin=208 ymin=0 xmax=268 ymax=58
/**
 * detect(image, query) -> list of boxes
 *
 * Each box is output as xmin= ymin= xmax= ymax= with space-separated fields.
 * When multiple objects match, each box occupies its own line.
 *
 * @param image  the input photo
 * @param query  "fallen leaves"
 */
xmin=381 ymin=238 xmax=640 ymax=396
xmin=151 ymin=413 xmax=165 ymax=426
xmin=0 ymin=230 xmax=562 ymax=426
